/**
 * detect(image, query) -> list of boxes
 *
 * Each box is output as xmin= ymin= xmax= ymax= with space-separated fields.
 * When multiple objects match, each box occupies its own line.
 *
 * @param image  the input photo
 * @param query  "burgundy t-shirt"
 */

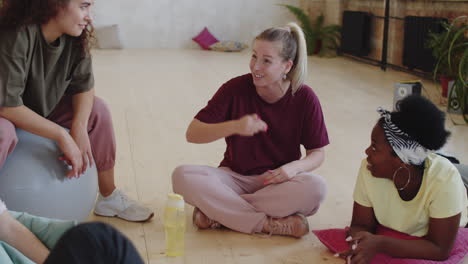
xmin=195 ymin=74 xmax=329 ymax=175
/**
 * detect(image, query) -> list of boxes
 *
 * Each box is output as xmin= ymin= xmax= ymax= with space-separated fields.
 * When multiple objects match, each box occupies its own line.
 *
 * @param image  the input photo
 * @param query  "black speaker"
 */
xmin=447 ymin=81 xmax=467 ymax=114
xmin=340 ymin=11 xmax=371 ymax=57
xmin=393 ymin=81 xmax=422 ymax=111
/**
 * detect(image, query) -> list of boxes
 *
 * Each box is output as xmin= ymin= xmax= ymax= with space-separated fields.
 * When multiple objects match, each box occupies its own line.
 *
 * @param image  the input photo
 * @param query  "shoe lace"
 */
xmin=117 ymin=190 xmax=132 ymax=209
xmin=208 ymin=220 xmax=221 ymax=229
xmin=268 ymin=217 xmax=293 ymax=236
xmin=194 ymin=209 xmax=221 ymax=229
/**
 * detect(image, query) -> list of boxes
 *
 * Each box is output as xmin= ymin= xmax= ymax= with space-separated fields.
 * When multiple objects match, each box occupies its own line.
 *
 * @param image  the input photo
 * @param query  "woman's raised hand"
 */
xmin=235 ymin=114 xmax=268 ymax=136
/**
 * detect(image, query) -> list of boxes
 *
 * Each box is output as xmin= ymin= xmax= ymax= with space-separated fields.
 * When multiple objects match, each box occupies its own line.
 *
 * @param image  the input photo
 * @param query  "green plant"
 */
xmin=280 ymin=4 xmax=341 ymax=56
xmin=427 ymin=16 xmax=468 ymax=122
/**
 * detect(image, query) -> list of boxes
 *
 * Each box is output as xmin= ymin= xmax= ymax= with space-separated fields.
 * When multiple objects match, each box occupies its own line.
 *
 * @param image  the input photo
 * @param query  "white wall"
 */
xmin=93 ymin=0 xmax=300 ymax=49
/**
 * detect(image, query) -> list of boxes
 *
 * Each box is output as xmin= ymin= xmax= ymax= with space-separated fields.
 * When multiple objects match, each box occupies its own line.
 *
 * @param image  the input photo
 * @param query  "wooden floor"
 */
xmin=87 ymin=49 xmax=468 ymax=264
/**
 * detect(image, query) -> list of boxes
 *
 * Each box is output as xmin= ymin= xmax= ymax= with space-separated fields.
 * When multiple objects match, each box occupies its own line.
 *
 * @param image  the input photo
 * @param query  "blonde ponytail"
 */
xmin=286 ymin=22 xmax=307 ymax=94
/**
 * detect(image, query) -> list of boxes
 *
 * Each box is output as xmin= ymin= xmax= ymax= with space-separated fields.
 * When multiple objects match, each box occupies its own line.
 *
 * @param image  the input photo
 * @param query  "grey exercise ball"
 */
xmin=0 ymin=129 xmax=98 ymax=221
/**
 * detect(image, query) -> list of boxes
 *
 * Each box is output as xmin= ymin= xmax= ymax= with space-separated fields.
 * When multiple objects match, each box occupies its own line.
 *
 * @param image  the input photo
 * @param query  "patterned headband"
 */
xmin=377 ymin=107 xmax=430 ymax=166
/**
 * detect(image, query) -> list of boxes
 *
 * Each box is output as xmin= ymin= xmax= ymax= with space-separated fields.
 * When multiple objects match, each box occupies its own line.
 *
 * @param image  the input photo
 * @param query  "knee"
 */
xmin=296 ymin=174 xmax=327 ymax=205
xmin=91 ymin=97 xmax=113 ymax=126
xmin=171 ymin=165 xmax=193 ymax=193
xmin=0 ymin=122 xmax=18 ymax=150
xmin=0 ymin=132 xmax=17 ymax=149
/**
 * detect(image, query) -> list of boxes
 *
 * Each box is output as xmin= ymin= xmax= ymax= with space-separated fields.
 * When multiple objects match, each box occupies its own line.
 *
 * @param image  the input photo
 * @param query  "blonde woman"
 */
xmin=172 ymin=23 xmax=329 ymax=238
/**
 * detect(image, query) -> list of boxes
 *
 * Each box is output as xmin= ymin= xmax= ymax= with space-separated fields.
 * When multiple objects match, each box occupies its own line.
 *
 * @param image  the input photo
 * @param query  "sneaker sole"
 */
xmin=94 ymin=211 xmax=155 ymax=222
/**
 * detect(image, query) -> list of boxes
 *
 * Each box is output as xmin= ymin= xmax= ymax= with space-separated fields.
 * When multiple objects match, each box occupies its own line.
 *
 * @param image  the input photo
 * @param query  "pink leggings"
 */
xmin=0 ymin=96 xmax=116 ymax=171
xmin=172 ymin=165 xmax=327 ymax=234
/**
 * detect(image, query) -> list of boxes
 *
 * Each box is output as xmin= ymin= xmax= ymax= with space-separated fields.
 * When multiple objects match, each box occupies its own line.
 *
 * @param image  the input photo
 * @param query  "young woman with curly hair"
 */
xmin=0 ymin=0 xmax=153 ymax=222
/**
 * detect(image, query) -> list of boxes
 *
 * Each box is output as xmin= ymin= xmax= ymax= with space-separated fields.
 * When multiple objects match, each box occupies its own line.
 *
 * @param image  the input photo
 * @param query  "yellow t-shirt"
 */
xmin=353 ymin=153 xmax=468 ymax=237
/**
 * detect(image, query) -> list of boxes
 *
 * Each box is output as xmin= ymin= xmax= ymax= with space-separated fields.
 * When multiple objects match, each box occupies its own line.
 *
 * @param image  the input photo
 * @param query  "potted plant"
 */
xmin=427 ymin=16 xmax=468 ymax=123
xmin=280 ymin=4 xmax=341 ymax=56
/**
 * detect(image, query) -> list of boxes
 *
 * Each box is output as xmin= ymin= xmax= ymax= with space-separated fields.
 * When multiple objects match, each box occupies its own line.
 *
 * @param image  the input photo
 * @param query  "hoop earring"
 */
xmin=392 ymin=166 xmax=411 ymax=191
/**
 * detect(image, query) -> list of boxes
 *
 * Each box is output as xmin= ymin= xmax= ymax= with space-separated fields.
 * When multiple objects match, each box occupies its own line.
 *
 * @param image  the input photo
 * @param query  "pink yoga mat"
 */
xmin=312 ymin=226 xmax=468 ymax=264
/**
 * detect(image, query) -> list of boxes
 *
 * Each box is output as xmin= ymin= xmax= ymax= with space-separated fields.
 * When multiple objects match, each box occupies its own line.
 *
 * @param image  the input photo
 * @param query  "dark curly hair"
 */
xmin=382 ymin=95 xmax=451 ymax=150
xmin=0 ymin=0 xmax=94 ymax=58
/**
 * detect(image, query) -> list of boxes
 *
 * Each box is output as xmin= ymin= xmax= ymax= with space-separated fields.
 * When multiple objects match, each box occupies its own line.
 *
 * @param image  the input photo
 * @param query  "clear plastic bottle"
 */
xmin=164 ymin=193 xmax=185 ymax=257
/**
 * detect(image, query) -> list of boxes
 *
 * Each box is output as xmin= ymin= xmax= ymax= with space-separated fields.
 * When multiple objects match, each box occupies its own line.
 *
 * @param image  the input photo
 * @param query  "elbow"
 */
xmin=318 ymin=150 xmax=325 ymax=165
xmin=185 ymin=130 xmax=195 ymax=143
xmin=432 ymin=241 xmax=455 ymax=261
xmin=427 ymin=246 xmax=451 ymax=261
xmin=0 ymin=212 xmax=15 ymax=240
xmin=185 ymin=129 xmax=200 ymax=144
xmin=435 ymin=250 xmax=450 ymax=261
xmin=0 ymin=108 xmax=11 ymax=120
xmin=185 ymin=120 xmax=199 ymax=143
xmin=314 ymin=148 xmax=325 ymax=167
xmin=186 ymin=120 xmax=207 ymax=144
xmin=432 ymin=255 xmax=449 ymax=262
xmin=0 ymin=106 xmax=17 ymax=118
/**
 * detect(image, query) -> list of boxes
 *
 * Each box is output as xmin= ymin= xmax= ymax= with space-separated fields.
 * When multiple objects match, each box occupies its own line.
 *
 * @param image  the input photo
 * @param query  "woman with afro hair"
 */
xmin=344 ymin=95 xmax=467 ymax=263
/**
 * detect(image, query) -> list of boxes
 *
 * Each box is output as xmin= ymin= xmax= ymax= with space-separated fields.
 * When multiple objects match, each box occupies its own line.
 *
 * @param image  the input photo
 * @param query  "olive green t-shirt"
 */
xmin=0 ymin=24 xmax=94 ymax=117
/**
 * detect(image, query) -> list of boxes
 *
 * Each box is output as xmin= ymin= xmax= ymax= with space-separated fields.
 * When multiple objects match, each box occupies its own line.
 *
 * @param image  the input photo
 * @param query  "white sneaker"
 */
xmin=94 ymin=189 xmax=154 ymax=222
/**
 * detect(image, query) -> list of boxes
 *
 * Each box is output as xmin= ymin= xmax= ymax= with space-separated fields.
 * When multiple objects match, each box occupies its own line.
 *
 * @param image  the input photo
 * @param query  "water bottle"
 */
xmin=164 ymin=193 xmax=185 ymax=257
